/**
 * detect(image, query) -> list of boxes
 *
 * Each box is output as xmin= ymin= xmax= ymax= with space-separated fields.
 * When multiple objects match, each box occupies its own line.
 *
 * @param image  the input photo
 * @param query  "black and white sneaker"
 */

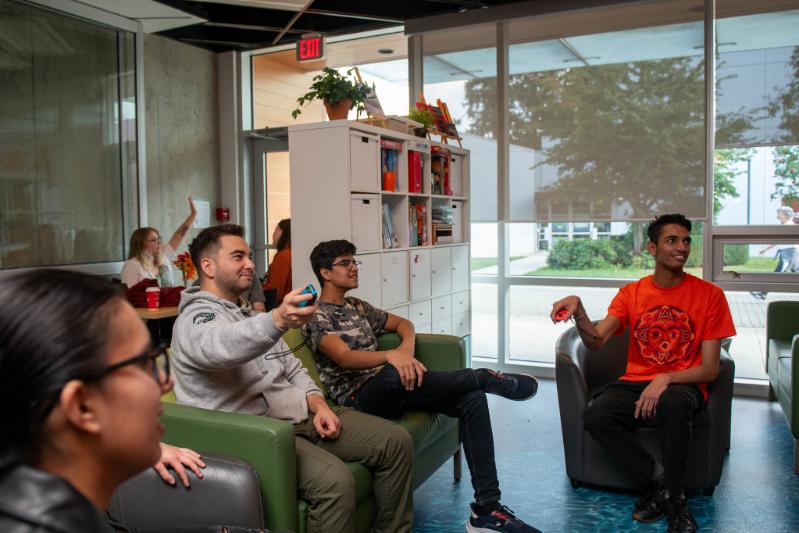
xmin=477 ymin=369 xmax=538 ymax=401
xmin=466 ymin=504 xmax=541 ymax=533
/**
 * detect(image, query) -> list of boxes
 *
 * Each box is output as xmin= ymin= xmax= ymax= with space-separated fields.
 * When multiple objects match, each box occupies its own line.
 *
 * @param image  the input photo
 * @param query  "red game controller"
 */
xmin=554 ymin=308 xmax=570 ymax=322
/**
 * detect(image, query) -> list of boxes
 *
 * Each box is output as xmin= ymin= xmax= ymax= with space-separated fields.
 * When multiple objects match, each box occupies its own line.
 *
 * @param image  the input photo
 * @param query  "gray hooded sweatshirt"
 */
xmin=171 ymin=286 xmax=323 ymax=423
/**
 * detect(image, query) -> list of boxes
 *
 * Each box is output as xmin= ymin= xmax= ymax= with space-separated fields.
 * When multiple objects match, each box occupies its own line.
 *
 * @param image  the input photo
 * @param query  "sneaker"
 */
xmin=466 ymin=504 xmax=541 ymax=533
xmin=632 ymin=488 xmax=666 ymax=523
xmin=664 ymin=491 xmax=698 ymax=533
xmin=477 ymin=369 xmax=538 ymax=401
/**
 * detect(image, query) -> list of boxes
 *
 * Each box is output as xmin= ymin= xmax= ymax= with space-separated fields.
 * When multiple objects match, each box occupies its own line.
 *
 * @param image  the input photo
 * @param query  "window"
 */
xmin=0 ymin=0 xmax=135 ymax=269
xmin=423 ymin=24 xmax=497 ymax=222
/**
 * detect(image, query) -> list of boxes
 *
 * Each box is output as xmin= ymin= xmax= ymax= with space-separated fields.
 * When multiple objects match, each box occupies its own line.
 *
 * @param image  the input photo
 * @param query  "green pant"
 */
xmin=293 ymin=406 xmax=414 ymax=533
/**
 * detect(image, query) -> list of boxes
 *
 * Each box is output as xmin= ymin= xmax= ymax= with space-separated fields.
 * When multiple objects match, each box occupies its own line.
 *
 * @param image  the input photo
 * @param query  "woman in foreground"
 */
xmin=0 ymin=270 xmax=174 ymax=531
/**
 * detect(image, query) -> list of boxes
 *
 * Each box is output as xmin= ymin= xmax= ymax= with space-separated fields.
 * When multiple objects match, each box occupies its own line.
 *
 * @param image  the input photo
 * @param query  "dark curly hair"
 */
xmin=647 ymin=214 xmax=691 ymax=244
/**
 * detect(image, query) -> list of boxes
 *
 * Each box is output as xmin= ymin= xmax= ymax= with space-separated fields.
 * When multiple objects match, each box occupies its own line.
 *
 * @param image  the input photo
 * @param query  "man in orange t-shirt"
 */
xmin=552 ymin=214 xmax=736 ymax=533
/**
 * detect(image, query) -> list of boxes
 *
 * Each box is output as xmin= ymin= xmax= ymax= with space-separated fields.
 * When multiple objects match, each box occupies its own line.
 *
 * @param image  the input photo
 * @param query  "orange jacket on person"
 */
xmin=264 ymin=248 xmax=292 ymax=305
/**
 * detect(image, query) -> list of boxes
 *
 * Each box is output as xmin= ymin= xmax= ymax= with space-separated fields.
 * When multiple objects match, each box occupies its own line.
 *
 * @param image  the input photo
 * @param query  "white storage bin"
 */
xmin=350 ymin=132 xmax=380 ymax=192
xmin=410 ymin=299 xmax=432 ymax=328
xmin=349 ymin=253 xmax=381 ymax=305
xmin=351 ymin=194 xmax=381 ymax=252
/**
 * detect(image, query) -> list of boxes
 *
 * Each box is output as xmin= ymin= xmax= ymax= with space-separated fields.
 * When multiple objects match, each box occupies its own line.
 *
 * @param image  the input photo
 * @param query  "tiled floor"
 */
xmin=413 ymin=379 xmax=799 ymax=532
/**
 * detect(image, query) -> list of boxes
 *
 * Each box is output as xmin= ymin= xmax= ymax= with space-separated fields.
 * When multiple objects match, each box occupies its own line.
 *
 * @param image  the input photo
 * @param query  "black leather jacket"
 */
xmin=0 ymin=465 xmax=114 ymax=532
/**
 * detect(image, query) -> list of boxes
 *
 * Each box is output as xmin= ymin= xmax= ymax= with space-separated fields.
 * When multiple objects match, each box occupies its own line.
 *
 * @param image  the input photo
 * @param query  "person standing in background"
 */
xmin=264 ymin=218 xmax=292 ymax=307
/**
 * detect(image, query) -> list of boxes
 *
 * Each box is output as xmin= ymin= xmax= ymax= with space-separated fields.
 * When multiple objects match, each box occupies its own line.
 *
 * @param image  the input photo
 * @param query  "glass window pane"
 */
xmin=507 ymin=7 xmax=706 ymax=221
xmin=508 ymin=222 xmax=704 ymax=278
xmin=423 ymin=27 xmax=497 ymax=221
xmin=721 ymin=241 xmax=799 ymax=273
xmin=509 ymin=285 xmax=618 ymax=364
xmin=471 ymin=223 xmax=498 ymax=275
xmin=716 ymin=9 xmax=799 ymax=146
xmin=1 ymin=0 xmax=131 ymax=269
xmin=723 ymin=291 xmax=799 ymax=380
xmin=471 ymin=282 xmax=498 ymax=360
xmin=714 ymin=145 xmax=799 ymax=225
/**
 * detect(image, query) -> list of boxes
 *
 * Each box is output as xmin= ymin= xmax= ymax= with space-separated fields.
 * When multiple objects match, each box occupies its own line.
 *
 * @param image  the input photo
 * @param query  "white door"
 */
xmin=349 ymin=253 xmax=381 ymax=305
xmin=451 ymin=245 xmax=470 ymax=292
xmin=381 ymin=251 xmax=409 ymax=308
xmin=410 ymin=249 xmax=431 ymax=301
xmin=431 ymin=247 xmax=452 ymax=296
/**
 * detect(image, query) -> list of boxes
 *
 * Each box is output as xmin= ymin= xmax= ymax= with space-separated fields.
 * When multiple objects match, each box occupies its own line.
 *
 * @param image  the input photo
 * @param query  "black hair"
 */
xmin=189 ymin=224 xmax=245 ymax=279
xmin=647 ymin=214 xmax=692 ymax=244
xmin=0 ymin=269 xmax=125 ymax=470
xmin=309 ymin=239 xmax=357 ymax=287
xmin=275 ymin=219 xmax=291 ymax=252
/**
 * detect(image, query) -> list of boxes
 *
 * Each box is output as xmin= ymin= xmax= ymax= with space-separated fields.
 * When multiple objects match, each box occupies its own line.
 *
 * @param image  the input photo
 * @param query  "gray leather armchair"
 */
xmin=555 ymin=325 xmax=734 ymax=495
xmin=108 ymin=453 xmax=267 ymax=532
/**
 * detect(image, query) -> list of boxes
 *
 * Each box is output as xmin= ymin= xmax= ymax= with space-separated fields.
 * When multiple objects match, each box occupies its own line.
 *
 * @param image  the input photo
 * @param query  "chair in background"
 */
xmin=108 ymin=453 xmax=265 ymax=531
xmin=765 ymin=300 xmax=799 ymax=473
xmin=555 ymin=324 xmax=734 ymax=495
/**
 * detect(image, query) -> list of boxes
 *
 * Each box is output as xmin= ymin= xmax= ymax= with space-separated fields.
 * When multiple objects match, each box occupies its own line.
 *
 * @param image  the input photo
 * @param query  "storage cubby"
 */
xmin=289 ymin=120 xmax=471 ymax=337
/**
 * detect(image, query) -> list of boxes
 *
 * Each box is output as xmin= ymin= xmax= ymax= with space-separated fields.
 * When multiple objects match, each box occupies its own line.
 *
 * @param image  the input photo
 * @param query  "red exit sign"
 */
xmin=297 ymin=33 xmax=325 ymax=62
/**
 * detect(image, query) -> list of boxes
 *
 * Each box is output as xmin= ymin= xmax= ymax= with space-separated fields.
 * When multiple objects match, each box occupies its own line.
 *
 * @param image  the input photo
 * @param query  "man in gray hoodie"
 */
xmin=170 ymin=224 xmax=413 ymax=533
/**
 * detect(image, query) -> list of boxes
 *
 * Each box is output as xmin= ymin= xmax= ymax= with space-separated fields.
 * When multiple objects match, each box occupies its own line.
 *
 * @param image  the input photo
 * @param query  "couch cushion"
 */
xmin=394 ymin=411 xmax=458 ymax=453
xmin=347 ymin=463 xmax=373 ymax=504
xmin=778 ymin=356 xmax=793 ymax=402
xmin=770 ymin=338 xmax=794 ymax=360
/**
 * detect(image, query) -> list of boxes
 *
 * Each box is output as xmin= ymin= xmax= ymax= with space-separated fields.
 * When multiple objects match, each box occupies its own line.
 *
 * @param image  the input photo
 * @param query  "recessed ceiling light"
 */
xmin=378 ymin=48 xmax=394 ymax=54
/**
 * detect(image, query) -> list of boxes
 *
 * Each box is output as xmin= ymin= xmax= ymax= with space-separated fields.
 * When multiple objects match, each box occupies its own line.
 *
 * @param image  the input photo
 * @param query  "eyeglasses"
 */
xmin=147 ymin=237 xmax=163 ymax=244
xmin=82 ymin=342 xmax=171 ymax=386
xmin=35 ymin=343 xmax=170 ymax=422
xmin=330 ymin=259 xmax=362 ymax=270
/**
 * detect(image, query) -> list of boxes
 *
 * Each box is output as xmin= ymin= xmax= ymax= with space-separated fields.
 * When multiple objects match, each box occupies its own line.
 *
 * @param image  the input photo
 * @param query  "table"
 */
xmin=136 ymin=306 xmax=180 ymax=320
xmin=136 ymin=306 xmax=179 ymax=344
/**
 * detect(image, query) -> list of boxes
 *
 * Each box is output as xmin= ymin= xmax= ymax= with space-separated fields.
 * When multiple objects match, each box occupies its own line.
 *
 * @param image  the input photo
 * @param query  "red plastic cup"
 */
xmin=145 ymin=287 xmax=161 ymax=309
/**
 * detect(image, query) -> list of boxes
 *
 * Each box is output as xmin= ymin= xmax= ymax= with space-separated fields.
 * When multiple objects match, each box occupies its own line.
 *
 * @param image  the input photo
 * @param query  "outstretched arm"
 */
xmin=167 ymin=196 xmax=197 ymax=251
xmin=550 ymin=295 xmax=619 ymax=350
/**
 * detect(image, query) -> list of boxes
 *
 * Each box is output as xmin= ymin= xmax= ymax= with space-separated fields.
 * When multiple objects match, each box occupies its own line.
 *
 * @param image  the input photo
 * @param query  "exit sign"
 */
xmin=297 ymin=33 xmax=325 ymax=62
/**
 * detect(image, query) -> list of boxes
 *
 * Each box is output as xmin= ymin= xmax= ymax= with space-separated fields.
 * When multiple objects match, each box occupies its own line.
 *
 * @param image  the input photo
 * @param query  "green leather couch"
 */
xmin=765 ymin=300 xmax=799 ymax=473
xmin=160 ymin=330 xmax=464 ymax=533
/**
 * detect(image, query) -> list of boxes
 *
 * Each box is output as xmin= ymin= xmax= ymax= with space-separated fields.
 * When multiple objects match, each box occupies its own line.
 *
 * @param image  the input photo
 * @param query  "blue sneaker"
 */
xmin=467 ymin=504 xmax=541 ymax=533
xmin=477 ymin=369 xmax=538 ymax=401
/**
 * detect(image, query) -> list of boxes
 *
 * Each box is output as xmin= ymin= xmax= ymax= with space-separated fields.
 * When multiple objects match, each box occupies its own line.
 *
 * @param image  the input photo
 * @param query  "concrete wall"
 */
xmin=144 ymin=33 xmax=219 ymax=254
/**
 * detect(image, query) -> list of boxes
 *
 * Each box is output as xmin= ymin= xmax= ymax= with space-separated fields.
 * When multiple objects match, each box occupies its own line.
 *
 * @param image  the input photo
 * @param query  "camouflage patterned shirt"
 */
xmin=303 ymin=296 xmax=388 ymax=405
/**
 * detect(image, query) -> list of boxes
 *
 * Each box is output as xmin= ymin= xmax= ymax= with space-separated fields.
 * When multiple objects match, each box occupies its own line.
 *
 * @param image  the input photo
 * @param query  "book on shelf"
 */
xmin=382 ymin=203 xmax=399 ymax=248
xmin=408 ymin=203 xmax=428 ymax=247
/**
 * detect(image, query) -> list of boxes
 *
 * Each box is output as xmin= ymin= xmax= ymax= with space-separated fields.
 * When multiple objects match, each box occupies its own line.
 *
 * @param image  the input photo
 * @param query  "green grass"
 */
xmin=471 ymin=256 xmax=524 ymax=271
xmin=726 ymin=256 xmax=780 ymax=273
xmin=523 ymin=266 xmax=704 ymax=278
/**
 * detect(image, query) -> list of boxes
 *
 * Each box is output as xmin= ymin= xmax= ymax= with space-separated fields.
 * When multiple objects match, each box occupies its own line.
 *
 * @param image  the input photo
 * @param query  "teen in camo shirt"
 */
xmin=304 ymin=239 xmax=543 ymax=533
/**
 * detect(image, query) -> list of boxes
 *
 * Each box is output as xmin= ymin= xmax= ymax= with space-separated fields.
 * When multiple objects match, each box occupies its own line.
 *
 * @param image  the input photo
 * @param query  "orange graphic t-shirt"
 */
xmin=607 ymin=274 xmax=736 ymax=400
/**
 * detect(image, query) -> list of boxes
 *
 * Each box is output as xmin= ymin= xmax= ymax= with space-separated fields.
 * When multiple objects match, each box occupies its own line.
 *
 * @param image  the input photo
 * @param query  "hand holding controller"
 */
xmin=297 ymin=284 xmax=318 ymax=308
xmin=554 ymin=308 xmax=570 ymax=322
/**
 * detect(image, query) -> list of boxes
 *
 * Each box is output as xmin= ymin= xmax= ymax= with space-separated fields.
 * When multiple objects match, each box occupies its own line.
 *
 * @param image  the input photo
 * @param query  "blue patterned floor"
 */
xmin=412 ymin=379 xmax=799 ymax=532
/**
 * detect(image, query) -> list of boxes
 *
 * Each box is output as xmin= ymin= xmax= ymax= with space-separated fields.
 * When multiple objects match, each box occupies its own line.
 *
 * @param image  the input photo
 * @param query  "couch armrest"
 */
xmin=554 ymin=327 xmax=589 ymax=481
xmin=791 ymin=334 xmax=799 ymax=435
xmin=377 ymin=332 xmax=466 ymax=371
xmin=160 ymin=403 xmax=298 ymax=533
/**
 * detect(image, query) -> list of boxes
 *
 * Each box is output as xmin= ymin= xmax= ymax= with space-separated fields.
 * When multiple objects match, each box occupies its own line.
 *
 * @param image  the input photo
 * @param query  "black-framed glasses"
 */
xmin=82 ymin=342 xmax=171 ymax=386
xmin=330 ymin=259 xmax=362 ymax=270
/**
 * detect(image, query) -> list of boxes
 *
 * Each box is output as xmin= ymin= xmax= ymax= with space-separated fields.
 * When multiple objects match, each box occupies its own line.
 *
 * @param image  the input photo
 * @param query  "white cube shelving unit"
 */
xmin=289 ymin=119 xmax=471 ymax=337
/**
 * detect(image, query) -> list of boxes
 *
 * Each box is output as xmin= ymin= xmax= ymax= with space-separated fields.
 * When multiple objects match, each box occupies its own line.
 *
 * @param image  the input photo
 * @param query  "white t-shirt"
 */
xmin=120 ymin=244 xmax=178 ymax=287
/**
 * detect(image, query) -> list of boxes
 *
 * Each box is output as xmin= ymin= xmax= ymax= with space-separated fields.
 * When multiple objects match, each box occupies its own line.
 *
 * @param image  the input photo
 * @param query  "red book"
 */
xmin=408 ymin=151 xmax=422 ymax=193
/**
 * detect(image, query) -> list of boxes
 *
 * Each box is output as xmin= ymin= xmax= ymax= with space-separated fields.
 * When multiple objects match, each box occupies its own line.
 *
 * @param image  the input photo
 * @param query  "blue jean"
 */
xmin=344 ymin=365 xmax=501 ymax=506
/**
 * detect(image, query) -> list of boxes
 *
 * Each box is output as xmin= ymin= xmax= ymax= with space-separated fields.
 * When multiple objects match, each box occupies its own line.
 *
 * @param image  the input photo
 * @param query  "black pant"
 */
xmin=345 ymin=365 xmax=500 ymax=506
xmin=582 ymin=380 xmax=703 ymax=490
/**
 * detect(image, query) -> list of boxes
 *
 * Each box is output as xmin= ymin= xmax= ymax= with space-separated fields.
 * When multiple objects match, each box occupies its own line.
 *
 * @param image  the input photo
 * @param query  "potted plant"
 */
xmin=408 ymin=107 xmax=434 ymax=137
xmin=292 ymin=67 xmax=370 ymax=120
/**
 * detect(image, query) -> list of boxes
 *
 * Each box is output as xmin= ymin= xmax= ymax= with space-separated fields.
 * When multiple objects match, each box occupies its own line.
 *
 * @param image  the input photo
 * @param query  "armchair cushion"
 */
xmin=108 ymin=453 xmax=264 ymax=531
